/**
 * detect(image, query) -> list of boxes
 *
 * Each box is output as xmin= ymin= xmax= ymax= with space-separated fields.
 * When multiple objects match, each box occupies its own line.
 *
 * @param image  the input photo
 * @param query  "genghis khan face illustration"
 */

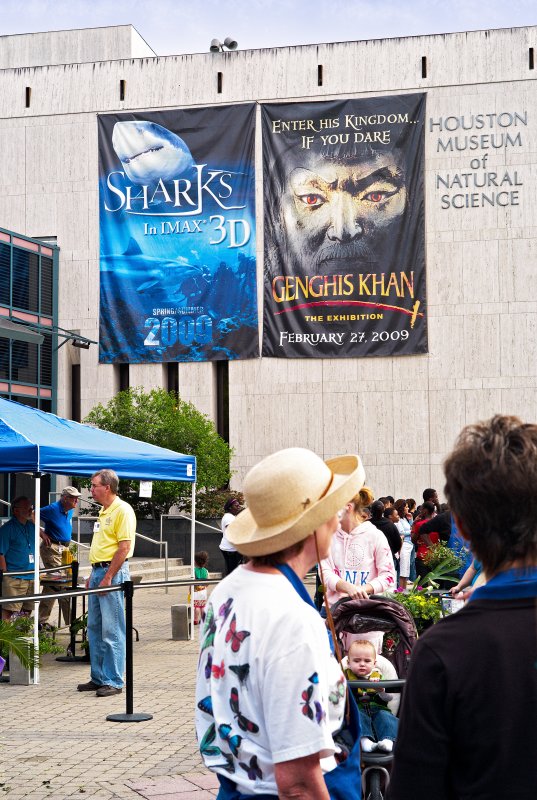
xmin=280 ymin=149 xmax=407 ymax=275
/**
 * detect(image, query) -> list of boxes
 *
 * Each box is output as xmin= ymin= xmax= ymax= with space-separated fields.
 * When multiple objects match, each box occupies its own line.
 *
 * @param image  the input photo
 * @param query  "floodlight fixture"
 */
xmin=71 ymin=338 xmax=91 ymax=350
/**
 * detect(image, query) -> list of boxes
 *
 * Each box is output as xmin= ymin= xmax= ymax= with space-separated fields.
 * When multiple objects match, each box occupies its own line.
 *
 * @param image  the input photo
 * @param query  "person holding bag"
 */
xmin=195 ymin=447 xmax=365 ymax=800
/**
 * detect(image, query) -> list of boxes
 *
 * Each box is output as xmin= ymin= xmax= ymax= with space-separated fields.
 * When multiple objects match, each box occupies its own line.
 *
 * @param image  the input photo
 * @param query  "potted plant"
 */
xmin=0 ymin=616 xmax=64 ymax=683
xmin=421 ymin=543 xmax=464 ymax=589
xmin=0 ymin=619 xmax=34 ymax=673
xmin=69 ymin=612 xmax=90 ymax=660
xmin=388 ymin=586 xmax=443 ymax=634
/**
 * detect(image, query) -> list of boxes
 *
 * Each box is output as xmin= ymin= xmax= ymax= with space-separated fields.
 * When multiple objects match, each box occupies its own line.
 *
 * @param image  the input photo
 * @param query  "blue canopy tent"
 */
xmin=0 ymin=397 xmax=197 ymax=679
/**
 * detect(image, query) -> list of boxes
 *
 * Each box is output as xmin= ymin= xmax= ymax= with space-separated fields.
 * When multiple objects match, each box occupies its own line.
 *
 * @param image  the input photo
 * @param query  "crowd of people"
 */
xmin=2 ymin=417 xmax=535 ymax=799
xmin=201 ymin=414 xmax=536 ymax=799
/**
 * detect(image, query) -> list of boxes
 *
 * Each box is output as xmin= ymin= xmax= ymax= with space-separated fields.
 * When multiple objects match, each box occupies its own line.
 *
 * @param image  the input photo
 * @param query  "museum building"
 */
xmin=0 ymin=23 xmax=535 ymax=502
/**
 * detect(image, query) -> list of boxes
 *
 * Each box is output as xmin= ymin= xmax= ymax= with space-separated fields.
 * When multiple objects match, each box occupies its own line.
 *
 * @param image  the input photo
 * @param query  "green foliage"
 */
xmin=388 ymin=588 xmax=442 ymax=633
xmin=70 ymin=613 xmax=89 ymax=651
xmin=83 ymin=388 xmax=233 ymax=516
xmin=422 ymin=542 xmax=463 ymax=573
xmin=0 ymin=619 xmax=34 ymax=669
xmin=419 ymin=558 xmax=461 ymax=588
xmin=0 ymin=616 xmax=63 ymax=669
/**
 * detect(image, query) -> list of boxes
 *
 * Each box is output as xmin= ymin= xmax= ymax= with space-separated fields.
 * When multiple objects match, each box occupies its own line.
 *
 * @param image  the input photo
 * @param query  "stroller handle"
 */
xmin=347 ymin=678 xmax=406 ymax=691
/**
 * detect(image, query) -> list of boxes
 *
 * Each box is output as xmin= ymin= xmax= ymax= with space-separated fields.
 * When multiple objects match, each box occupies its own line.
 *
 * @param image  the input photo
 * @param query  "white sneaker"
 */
xmin=376 ymin=739 xmax=394 ymax=753
xmin=361 ymin=737 xmax=378 ymax=752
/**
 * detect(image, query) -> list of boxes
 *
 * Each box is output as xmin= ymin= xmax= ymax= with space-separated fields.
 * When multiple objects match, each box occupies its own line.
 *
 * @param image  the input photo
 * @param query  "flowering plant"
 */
xmin=422 ymin=542 xmax=463 ymax=573
xmin=388 ymin=586 xmax=442 ymax=633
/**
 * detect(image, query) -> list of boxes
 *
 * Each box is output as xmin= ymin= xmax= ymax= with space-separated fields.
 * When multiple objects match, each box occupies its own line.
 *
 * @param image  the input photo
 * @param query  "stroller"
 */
xmin=331 ymin=595 xmax=417 ymax=677
xmin=330 ymin=596 xmax=418 ymax=800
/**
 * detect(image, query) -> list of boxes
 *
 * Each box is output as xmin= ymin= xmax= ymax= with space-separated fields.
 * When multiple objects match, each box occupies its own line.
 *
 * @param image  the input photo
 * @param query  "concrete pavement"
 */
xmin=0 ymin=583 xmax=219 ymax=799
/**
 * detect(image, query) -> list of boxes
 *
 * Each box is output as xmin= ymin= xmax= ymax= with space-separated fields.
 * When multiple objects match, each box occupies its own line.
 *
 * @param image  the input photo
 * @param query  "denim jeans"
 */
xmin=409 ymin=545 xmax=417 ymax=582
xmin=359 ymin=706 xmax=398 ymax=741
xmin=87 ymin=563 xmax=129 ymax=688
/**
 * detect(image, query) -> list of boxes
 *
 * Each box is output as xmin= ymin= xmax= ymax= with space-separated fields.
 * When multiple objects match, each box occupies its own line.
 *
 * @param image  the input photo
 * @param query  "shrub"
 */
xmin=83 ymin=388 xmax=233 ymax=516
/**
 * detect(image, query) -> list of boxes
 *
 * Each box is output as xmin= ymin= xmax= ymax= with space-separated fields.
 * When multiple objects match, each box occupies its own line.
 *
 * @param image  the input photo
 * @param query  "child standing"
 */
xmin=193 ymin=551 xmax=209 ymax=624
xmin=345 ymin=639 xmax=399 ymax=753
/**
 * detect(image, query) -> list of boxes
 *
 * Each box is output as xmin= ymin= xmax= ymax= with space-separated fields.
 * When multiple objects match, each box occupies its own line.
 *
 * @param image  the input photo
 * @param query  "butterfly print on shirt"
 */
xmin=329 ymin=676 xmax=346 ymax=705
xmin=200 ymin=604 xmax=216 ymax=652
xmin=225 ymin=614 xmax=251 ymax=653
xmin=218 ymin=598 xmax=234 ymax=629
xmin=229 ymin=663 xmax=250 ymax=686
xmin=300 ymin=675 xmax=326 ymax=725
xmin=218 ymin=723 xmax=242 ymax=757
xmin=239 ymin=755 xmax=263 ymax=781
xmin=230 ymin=687 xmax=259 ymax=733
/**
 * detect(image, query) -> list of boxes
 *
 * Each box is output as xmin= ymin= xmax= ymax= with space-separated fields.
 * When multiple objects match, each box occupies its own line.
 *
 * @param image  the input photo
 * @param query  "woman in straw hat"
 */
xmin=195 ymin=447 xmax=365 ymax=799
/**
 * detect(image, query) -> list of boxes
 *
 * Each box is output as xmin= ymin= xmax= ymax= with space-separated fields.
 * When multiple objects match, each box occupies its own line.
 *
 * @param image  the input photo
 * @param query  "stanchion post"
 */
xmin=56 ymin=560 xmax=88 ymax=663
xmin=69 ymin=561 xmax=79 ymax=653
xmin=106 ymin=580 xmax=152 ymax=723
xmin=125 ymin=579 xmax=134 ymax=714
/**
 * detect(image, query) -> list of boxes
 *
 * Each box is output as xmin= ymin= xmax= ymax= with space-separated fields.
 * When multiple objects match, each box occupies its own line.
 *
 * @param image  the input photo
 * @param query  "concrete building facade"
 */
xmin=0 ymin=23 xmax=535 ymax=499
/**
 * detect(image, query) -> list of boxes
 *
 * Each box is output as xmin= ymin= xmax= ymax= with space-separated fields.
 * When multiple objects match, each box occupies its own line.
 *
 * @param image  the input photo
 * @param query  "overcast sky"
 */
xmin=1 ymin=0 xmax=535 ymax=55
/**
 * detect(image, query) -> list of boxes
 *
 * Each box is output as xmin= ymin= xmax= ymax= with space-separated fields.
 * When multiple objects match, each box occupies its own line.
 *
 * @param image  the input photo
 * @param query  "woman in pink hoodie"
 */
xmin=319 ymin=487 xmax=397 ymax=654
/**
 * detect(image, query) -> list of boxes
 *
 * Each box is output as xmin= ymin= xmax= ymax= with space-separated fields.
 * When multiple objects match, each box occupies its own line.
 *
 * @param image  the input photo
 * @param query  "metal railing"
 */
xmin=160 ymin=512 xmax=221 ymax=543
xmin=0 ymin=575 xmax=219 ymax=721
xmin=72 ymin=522 xmax=170 ymax=592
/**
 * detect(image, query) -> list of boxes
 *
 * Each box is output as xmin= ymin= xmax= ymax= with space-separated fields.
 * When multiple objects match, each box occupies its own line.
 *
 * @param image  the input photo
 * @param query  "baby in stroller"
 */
xmin=344 ymin=639 xmax=399 ymax=753
xmin=329 ymin=594 xmax=417 ymax=798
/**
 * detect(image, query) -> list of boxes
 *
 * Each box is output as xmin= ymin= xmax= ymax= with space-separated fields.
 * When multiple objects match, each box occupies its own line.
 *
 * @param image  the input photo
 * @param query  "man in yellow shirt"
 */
xmin=77 ymin=469 xmax=136 ymax=697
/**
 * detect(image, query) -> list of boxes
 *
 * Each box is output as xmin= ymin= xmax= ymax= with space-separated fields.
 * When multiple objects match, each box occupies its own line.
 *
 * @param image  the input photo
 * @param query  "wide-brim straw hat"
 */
xmin=227 ymin=447 xmax=365 ymax=557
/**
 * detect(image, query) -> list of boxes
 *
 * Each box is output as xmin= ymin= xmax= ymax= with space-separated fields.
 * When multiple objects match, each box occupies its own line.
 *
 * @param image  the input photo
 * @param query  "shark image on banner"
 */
xmin=112 ymin=120 xmax=195 ymax=184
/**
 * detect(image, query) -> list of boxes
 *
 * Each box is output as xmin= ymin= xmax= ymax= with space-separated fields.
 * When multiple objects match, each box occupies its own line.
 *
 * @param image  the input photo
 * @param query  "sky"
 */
xmin=0 ymin=0 xmax=535 ymax=55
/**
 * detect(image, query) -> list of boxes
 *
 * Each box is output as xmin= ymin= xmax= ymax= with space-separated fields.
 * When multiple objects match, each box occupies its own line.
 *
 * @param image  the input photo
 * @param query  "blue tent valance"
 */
xmin=0 ymin=397 xmax=196 ymax=482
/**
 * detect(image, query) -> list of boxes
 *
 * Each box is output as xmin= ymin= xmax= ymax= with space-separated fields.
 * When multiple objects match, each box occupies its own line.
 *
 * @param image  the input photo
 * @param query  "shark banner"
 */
xmin=98 ymin=105 xmax=258 ymax=363
xmin=262 ymin=94 xmax=427 ymax=359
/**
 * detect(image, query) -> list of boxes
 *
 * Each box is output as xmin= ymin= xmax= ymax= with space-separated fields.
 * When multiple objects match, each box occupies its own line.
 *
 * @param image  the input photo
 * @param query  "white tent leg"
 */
xmin=190 ymin=482 xmax=196 ymax=641
xmin=33 ymin=476 xmax=41 ymax=685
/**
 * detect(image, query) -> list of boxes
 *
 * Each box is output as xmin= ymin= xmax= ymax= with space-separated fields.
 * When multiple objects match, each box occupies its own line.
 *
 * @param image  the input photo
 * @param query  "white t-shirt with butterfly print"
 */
xmin=195 ymin=565 xmax=346 ymax=796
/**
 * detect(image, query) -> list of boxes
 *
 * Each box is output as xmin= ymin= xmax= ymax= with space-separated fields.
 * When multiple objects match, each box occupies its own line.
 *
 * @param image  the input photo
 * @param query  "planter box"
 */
xmin=9 ymin=638 xmax=34 ymax=685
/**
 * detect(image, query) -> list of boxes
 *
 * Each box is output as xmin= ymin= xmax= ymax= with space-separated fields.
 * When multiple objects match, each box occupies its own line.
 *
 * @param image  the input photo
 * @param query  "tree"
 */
xmin=84 ymin=388 xmax=233 ymax=516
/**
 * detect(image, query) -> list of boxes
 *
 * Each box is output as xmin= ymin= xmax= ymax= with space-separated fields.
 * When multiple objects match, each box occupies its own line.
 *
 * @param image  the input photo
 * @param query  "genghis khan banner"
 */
xmin=262 ymin=94 xmax=427 ymax=358
xmin=98 ymin=104 xmax=258 ymax=363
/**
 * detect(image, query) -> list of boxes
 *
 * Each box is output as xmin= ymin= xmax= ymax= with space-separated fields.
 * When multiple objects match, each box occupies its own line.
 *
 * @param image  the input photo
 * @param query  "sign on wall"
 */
xmin=262 ymin=94 xmax=427 ymax=358
xmin=98 ymin=105 xmax=258 ymax=363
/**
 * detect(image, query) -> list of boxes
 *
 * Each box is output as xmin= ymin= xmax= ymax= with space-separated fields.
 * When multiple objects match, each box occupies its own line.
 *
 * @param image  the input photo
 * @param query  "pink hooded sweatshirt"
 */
xmin=320 ymin=521 xmax=397 ymax=606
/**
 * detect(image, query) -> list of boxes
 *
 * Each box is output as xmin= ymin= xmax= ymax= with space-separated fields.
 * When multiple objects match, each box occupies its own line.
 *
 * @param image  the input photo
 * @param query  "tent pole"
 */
xmin=33 ymin=475 xmax=41 ymax=685
xmin=190 ymin=482 xmax=196 ymax=641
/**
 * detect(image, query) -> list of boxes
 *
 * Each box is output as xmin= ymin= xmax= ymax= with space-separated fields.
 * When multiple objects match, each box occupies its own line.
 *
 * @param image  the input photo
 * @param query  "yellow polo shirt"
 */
xmin=89 ymin=497 xmax=136 ymax=563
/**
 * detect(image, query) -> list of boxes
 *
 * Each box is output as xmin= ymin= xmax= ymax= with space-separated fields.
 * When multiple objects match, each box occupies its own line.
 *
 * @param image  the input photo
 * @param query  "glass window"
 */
xmin=12 ymin=340 xmax=38 ymax=384
xmin=0 ymin=336 xmax=9 ymax=380
xmin=12 ymin=247 xmax=29 ymax=310
xmin=41 ymin=256 xmax=53 ymax=315
xmin=0 ymin=244 xmax=10 ymax=306
xmin=40 ymin=332 xmax=53 ymax=386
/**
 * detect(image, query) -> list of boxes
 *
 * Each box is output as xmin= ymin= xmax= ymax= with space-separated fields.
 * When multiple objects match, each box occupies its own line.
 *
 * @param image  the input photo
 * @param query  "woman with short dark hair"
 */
xmin=389 ymin=416 xmax=537 ymax=800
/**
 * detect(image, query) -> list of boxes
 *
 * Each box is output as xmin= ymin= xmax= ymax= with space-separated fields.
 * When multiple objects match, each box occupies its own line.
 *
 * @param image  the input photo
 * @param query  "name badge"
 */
xmin=29 ymin=554 xmax=34 ymax=564
xmin=93 ymin=521 xmax=100 ymax=532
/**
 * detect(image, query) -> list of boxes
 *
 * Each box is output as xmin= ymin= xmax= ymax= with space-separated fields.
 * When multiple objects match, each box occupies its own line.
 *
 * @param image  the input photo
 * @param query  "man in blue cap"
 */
xmin=38 ymin=487 xmax=81 ymax=629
